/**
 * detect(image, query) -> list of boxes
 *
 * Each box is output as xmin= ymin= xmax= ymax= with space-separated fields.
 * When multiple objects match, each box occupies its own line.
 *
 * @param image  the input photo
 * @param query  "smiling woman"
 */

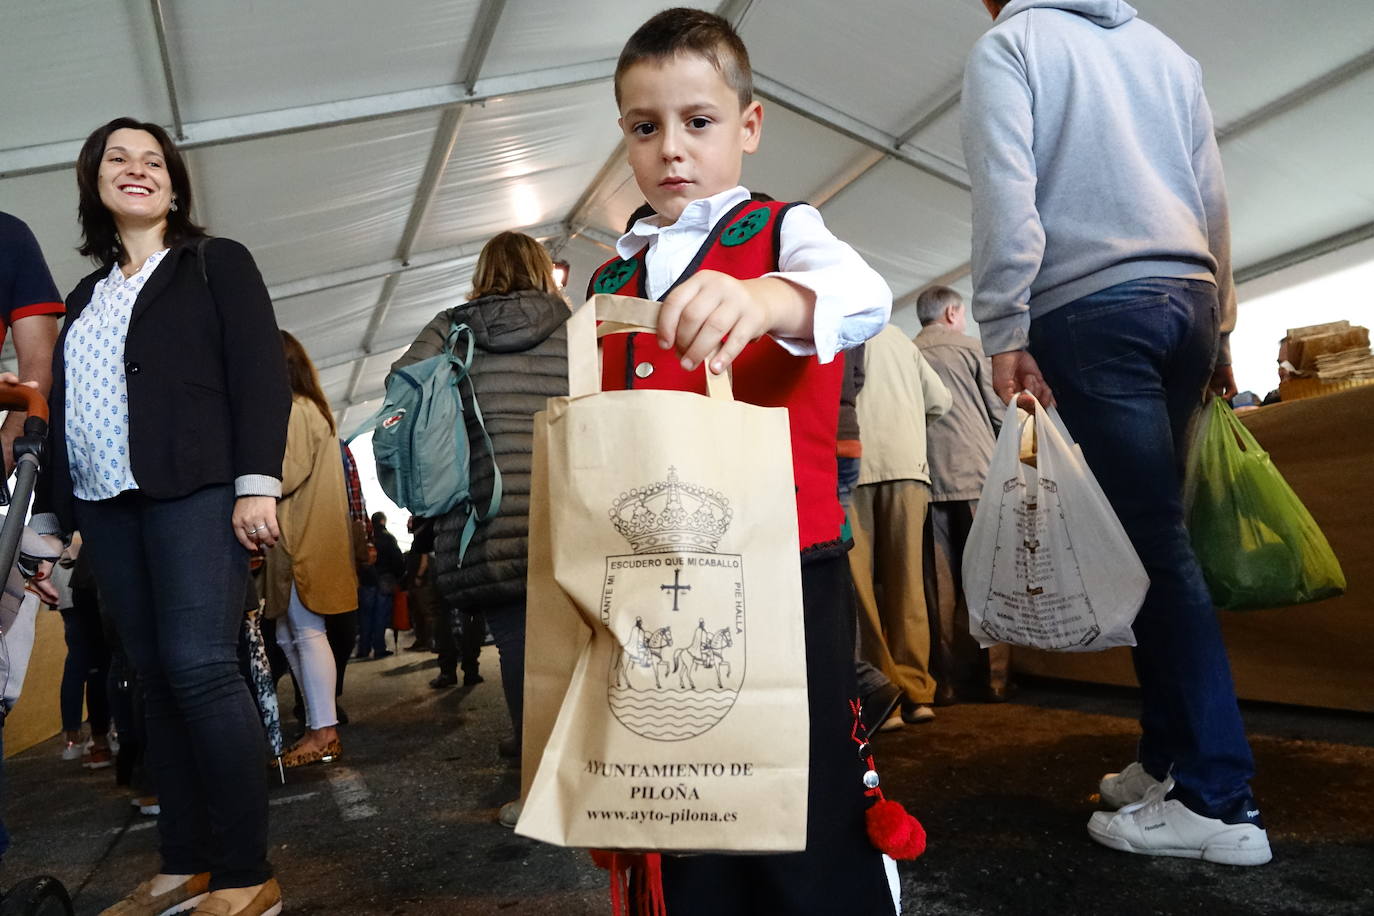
xmin=75 ymin=119 xmax=206 ymax=269
xmin=27 ymin=117 xmax=291 ymax=916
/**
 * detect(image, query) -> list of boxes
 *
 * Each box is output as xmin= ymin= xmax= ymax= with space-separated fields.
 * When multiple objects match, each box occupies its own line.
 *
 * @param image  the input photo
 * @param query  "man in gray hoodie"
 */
xmin=962 ymin=0 xmax=1269 ymax=866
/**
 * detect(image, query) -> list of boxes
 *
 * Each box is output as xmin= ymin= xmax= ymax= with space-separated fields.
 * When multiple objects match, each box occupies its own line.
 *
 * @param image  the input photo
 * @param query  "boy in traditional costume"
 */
xmin=586 ymin=9 xmax=918 ymax=913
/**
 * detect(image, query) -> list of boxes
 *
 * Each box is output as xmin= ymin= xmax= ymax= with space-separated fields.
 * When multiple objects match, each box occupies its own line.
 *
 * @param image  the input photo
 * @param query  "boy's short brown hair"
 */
xmin=615 ymin=7 xmax=753 ymax=110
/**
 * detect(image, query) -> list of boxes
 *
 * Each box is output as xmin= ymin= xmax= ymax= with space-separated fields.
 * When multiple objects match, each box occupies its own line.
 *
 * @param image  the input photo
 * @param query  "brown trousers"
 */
xmin=848 ymin=479 xmax=935 ymax=705
xmin=923 ymin=499 xmax=1010 ymax=692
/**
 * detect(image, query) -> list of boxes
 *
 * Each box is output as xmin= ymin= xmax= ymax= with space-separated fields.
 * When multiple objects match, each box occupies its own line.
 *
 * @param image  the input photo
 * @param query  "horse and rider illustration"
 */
xmin=672 ymin=617 xmax=734 ymax=690
xmin=613 ymin=616 xmax=674 ymax=689
xmin=612 ymin=616 xmax=736 ymax=691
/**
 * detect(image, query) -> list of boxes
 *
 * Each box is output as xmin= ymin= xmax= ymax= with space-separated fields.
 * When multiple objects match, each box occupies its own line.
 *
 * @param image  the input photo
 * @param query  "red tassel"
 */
xmin=865 ymin=798 xmax=927 ymax=860
xmin=589 ymin=850 xmax=666 ymax=915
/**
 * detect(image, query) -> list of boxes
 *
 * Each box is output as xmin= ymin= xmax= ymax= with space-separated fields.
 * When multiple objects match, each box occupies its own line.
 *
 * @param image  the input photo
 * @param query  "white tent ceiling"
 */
xmin=4 ymin=0 xmax=1373 ymax=427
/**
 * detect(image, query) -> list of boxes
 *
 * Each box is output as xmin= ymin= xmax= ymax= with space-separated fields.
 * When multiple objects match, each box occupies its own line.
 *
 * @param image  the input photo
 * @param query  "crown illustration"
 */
xmin=609 ymin=467 xmax=732 ymax=553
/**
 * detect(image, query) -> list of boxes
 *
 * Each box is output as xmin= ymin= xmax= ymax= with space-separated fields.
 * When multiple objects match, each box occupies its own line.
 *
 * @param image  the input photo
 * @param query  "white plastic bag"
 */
xmin=962 ymin=395 xmax=1147 ymax=652
xmin=1 ymin=565 xmax=40 ymax=711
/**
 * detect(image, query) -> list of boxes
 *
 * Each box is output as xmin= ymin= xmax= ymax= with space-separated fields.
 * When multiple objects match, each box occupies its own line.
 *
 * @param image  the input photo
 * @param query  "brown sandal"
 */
xmin=281 ymin=737 xmax=342 ymax=769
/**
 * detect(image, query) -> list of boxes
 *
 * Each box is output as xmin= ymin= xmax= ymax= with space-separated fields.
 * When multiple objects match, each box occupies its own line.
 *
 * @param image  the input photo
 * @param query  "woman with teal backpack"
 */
xmin=390 ymin=231 xmax=570 ymax=824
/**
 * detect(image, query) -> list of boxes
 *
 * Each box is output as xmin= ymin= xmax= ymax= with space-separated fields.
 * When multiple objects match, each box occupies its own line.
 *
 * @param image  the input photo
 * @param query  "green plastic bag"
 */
xmin=1184 ymin=397 xmax=1345 ymax=611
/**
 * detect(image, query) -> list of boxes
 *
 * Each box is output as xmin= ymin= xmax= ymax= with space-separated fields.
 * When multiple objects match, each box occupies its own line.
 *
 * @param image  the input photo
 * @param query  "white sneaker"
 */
xmin=60 ymin=740 xmax=84 ymax=761
xmin=1099 ymin=761 xmax=1164 ymax=808
xmin=1088 ymin=779 xmax=1272 ymax=866
xmin=877 ymin=712 xmax=905 ymax=733
xmin=498 ymin=798 xmax=523 ymax=829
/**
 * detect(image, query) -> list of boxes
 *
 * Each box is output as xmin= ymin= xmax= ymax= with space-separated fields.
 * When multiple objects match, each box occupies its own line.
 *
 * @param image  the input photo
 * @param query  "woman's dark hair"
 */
xmin=76 ymin=117 xmax=207 ymax=266
xmin=280 ymin=331 xmax=337 ymax=435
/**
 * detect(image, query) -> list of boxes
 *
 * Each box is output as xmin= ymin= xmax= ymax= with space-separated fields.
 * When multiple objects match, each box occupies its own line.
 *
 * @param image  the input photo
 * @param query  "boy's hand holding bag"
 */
xmin=518 ymin=294 xmax=810 ymax=853
xmin=962 ymin=393 xmax=1148 ymax=651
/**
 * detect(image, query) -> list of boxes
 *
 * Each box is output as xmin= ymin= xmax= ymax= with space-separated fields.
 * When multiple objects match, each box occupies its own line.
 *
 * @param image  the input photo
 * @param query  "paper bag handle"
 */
xmin=566 ymin=293 xmax=734 ymax=401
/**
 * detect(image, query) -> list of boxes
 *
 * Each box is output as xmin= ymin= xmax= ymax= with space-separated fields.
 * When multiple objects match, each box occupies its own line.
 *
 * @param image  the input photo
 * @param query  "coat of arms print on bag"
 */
xmin=603 ymin=467 xmax=745 ymax=740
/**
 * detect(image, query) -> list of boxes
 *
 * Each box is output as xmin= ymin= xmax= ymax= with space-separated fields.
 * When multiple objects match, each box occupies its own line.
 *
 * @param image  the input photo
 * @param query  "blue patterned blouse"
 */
xmin=63 ymin=249 xmax=169 ymax=501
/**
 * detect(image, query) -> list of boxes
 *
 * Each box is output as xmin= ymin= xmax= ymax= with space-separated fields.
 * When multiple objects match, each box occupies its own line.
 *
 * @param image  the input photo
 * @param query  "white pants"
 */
xmin=276 ymin=584 xmax=338 ymax=730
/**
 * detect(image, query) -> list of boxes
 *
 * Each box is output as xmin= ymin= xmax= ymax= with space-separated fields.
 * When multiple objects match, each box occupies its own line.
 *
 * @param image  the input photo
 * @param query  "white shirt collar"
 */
xmin=615 ymin=186 xmax=752 ymax=260
xmin=104 ymin=248 xmax=171 ymax=287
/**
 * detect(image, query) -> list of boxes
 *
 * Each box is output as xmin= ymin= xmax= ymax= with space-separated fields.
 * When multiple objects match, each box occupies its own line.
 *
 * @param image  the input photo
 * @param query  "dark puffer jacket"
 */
xmin=389 ymin=289 xmax=569 ymax=609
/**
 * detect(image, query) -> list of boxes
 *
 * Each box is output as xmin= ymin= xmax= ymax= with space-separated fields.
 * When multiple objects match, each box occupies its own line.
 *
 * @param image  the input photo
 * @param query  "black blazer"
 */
xmin=39 ymin=237 xmax=291 ymax=532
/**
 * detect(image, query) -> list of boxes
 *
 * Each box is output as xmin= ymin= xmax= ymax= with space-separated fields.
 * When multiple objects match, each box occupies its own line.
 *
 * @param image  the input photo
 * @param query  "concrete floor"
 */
xmin=3 ymin=647 xmax=1371 ymax=915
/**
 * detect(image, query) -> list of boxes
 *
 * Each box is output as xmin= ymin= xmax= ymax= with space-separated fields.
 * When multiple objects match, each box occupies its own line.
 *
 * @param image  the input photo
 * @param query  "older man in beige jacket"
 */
xmin=915 ymin=286 xmax=1012 ymax=704
xmin=849 ymin=324 xmax=951 ymax=724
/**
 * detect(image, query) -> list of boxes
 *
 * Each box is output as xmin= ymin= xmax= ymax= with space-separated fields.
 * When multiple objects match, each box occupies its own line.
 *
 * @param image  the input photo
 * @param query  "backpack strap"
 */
xmin=448 ymin=322 xmax=503 ymax=564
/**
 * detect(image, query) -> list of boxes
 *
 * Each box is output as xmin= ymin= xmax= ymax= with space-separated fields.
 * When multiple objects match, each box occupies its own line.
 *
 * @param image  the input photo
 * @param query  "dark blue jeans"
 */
xmin=77 ymin=485 xmax=271 ymax=889
xmin=356 ymin=584 xmax=393 ymax=656
xmin=1029 ymin=277 xmax=1256 ymax=817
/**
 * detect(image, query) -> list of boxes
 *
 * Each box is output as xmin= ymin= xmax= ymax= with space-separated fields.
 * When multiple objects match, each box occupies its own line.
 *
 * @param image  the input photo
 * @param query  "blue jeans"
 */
xmin=77 ymin=485 xmax=271 ymax=889
xmin=1029 ymin=278 xmax=1256 ymax=817
xmin=356 ymin=585 xmax=393 ymax=657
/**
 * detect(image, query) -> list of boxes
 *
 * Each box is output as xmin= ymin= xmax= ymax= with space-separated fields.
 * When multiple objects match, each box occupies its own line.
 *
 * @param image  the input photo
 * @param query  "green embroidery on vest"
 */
xmin=593 ymin=259 xmax=638 ymax=294
xmin=720 ymin=208 xmax=770 ymax=247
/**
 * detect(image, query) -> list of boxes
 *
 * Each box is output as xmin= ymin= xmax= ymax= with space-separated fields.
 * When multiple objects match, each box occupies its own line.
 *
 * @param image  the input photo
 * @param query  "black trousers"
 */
xmin=435 ymin=604 xmax=485 ymax=680
xmin=655 ymin=554 xmax=896 ymax=916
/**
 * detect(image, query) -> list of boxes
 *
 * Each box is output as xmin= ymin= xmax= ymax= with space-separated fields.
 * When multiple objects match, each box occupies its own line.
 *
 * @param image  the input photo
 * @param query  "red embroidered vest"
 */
xmin=588 ymin=199 xmax=845 ymax=555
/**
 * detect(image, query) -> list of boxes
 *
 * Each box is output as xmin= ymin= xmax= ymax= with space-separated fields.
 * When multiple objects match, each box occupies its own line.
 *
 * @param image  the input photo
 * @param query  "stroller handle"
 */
xmin=0 ymin=382 xmax=48 ymax=422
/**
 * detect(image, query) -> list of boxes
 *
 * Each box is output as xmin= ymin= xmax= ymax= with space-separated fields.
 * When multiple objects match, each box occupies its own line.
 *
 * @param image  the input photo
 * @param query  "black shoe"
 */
xmin=430 ymin=673 xmax=458 ymax=689
xmin=859 ymin=683 xmax=903 ymax=738
xmin=985 ymin=682 xmax=1016 ymax=703
xmin=463 ymin=672 xmax=484 ymax=686
xmin=336 ymin=704 xmax=349 ymax=726
xmin=374 ymin=649 xmax=394 ymax=659
xmin=933 ymin=683 xmax=959 ymax=707
xmin=498 ymin=736 xmax=520 ymax=759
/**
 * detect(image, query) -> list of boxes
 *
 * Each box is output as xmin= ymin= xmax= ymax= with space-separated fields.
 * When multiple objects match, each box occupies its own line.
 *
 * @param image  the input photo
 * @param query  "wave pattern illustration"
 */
xmin=608 ymin=686 xmax=739 ymax=741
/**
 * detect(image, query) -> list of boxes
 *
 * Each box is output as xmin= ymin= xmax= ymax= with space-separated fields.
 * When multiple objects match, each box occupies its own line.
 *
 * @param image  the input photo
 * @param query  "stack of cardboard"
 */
xmin=1279 ymin=320 xmax=1374 ymax=400
xmin=1314 ymin=347 xmax=1374 ymax=380
xmin=1287 ymin=320 xmax=1370 ymax=374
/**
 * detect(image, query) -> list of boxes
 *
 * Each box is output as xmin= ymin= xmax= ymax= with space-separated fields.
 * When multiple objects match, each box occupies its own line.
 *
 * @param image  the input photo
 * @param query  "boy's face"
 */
xmin=618 ymin=52 xmax=762 ymax=223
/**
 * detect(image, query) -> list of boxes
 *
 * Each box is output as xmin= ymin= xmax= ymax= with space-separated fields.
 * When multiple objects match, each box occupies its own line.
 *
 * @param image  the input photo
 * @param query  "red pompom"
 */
xmin=866 ymin=798 xmax=927 ymax=860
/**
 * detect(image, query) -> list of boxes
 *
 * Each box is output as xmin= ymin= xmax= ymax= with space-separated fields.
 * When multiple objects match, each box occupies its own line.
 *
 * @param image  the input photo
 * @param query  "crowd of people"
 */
xmin=0 ymin=1 xmax=1276 ymax=913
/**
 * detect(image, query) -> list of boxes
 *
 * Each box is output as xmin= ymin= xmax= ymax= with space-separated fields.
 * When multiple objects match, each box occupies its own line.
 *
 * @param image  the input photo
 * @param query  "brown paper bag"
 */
xmin=516 ymin=295 xmax=809 ymax=852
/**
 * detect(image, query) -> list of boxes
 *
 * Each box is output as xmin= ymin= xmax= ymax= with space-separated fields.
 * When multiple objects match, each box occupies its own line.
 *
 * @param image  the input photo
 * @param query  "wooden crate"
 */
xmin=1278 ymin=376 xmax=1374 ymax=401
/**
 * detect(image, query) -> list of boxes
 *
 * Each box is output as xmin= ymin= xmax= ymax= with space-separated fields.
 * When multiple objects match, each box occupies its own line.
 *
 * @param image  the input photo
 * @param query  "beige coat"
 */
xmin=264 ymin=396 xmax=359 ymax=618
xmin=855 ymin=324 xmax=952 ymax=486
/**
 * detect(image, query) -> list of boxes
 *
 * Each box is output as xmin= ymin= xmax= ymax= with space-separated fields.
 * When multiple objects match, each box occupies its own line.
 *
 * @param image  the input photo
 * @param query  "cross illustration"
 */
xmin=661 ymin=569 xmax=691 ymax=611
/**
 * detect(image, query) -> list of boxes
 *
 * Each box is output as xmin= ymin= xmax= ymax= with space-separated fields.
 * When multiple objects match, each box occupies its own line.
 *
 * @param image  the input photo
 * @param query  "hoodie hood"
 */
xmin=448 ymin=289 xmax=570 ymax=353
xmin=998 ymin=0 xmax=1136 ymax=28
